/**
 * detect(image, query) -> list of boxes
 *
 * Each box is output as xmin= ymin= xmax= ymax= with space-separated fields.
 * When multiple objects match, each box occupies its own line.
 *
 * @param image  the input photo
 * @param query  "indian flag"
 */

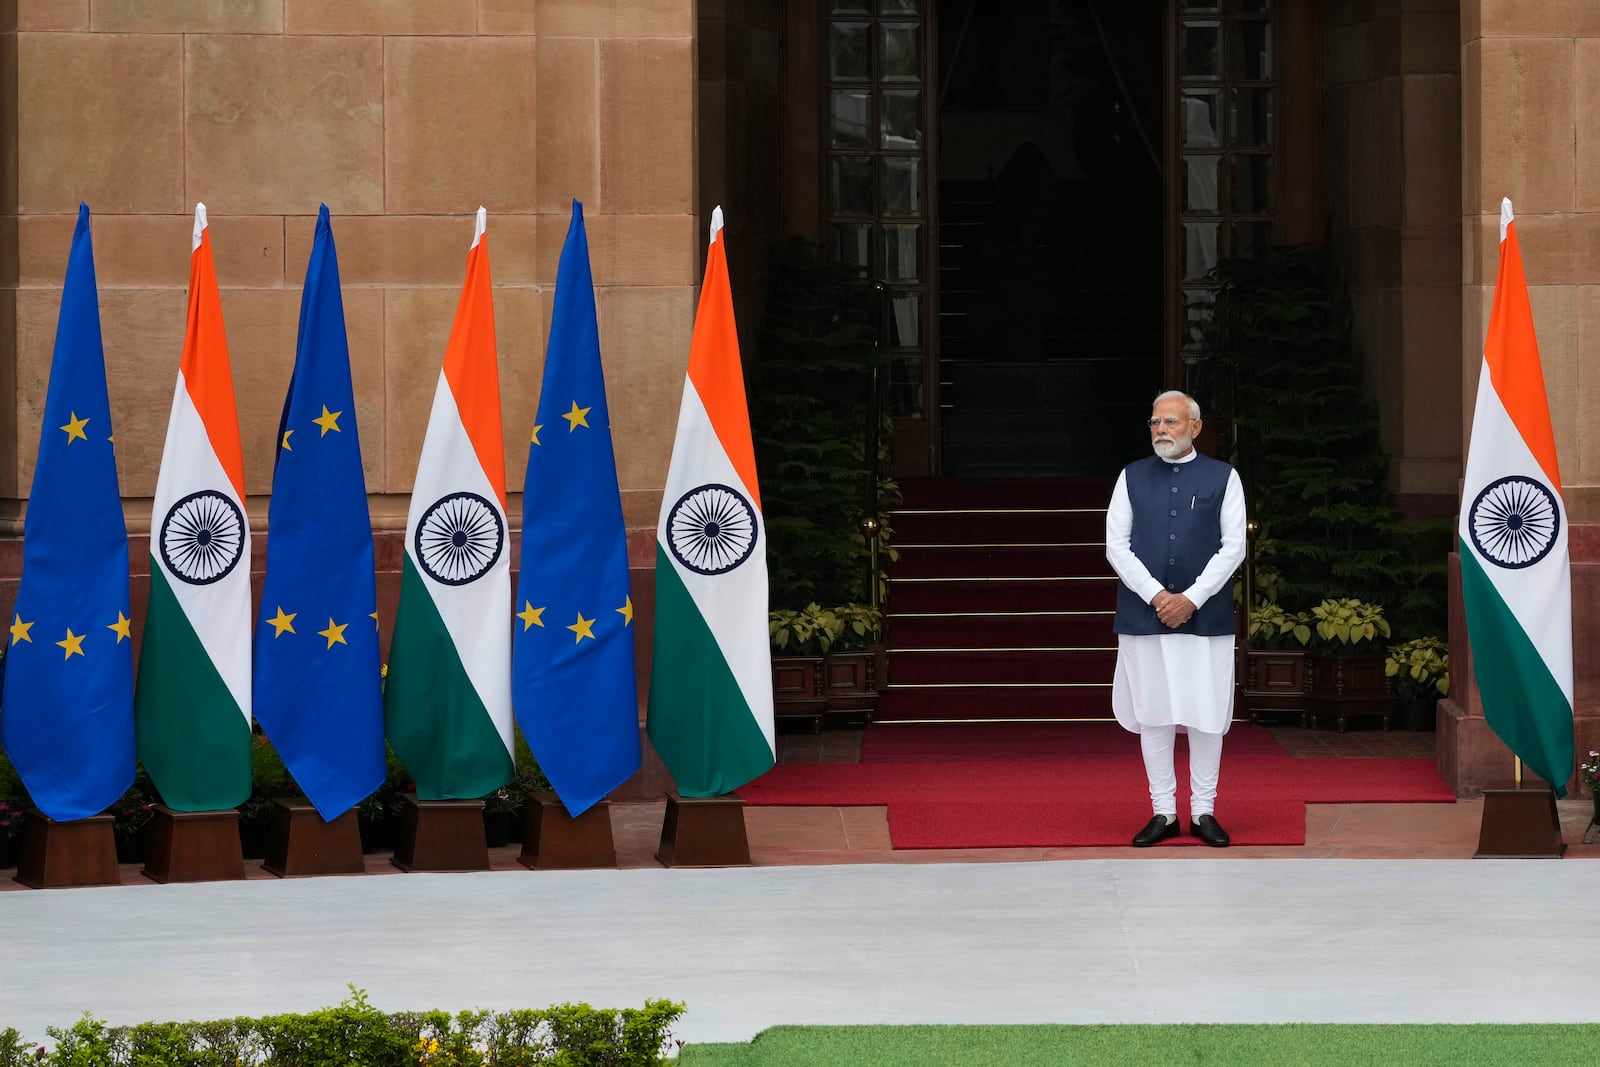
xmin=135 ymin=203 xmax=253 ymax=812
xmin=646 ymin=207 xmax=774 ymax=797
xmin=384 ymin=207 xmax=514 ymax=800
xmin=1458 ymin=197 xmax=1574 ymax=796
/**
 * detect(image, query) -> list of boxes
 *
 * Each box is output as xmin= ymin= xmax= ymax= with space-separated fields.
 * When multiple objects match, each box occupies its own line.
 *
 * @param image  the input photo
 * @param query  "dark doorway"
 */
xmin=936 ymin=0 xmax=1163 ymax=476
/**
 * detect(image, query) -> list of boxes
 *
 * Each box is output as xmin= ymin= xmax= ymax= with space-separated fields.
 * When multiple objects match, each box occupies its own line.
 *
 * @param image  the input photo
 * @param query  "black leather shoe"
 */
xmin=1132 ymin=816 xmax=1179 ymax=847
xmin=1191 ymin=814 xmax=1231 ymax=847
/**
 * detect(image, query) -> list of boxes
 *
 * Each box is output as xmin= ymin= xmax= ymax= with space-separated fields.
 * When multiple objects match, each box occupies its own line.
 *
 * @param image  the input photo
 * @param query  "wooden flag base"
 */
xmin=144 ymin=807 xmax=247 ymax=883
xmin=262 ymin=799 xmax=365 ymax=877
xmin=391 ymin=796 xmax=488 ymax=872
xmin=1474 ymin=783 xmax=1566 ymax=858
xmin=655 ymin=791 xmax=751 ymax=867
xmin=518 ymin=793 xmax=616 ymax=869
xmin=13 ymin=811 xmax=120 ymax=889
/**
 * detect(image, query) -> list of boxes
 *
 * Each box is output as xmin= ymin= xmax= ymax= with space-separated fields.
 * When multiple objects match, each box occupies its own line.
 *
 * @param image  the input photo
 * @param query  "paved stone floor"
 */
xmin=4 ymin=724 xmax=1598 ymax=1047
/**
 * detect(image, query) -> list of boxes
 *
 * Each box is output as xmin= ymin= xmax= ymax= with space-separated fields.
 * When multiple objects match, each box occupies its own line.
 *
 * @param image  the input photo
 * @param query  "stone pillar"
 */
xmin=1322 ymin=2 xmax=1463 ymax=515
xmin=1442 ymin=2 xmax=1600 ymax=793
xmin=0 ymin=2 xmax=704 ymax=803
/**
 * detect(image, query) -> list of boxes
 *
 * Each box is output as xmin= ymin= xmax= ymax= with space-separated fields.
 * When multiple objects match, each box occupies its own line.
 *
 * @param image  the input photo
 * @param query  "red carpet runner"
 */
xmin=738 ymin=723 xmax=1456 ymax=848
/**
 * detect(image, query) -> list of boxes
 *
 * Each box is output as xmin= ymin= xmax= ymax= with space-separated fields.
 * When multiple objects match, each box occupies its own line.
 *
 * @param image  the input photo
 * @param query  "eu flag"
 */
xmin=0 ymin=204 xmax=134 ymax=821
xmin=252 ymin=205 xmax=383 ymax=820
xmin=513 ymin=200 xmax=641 ymax=815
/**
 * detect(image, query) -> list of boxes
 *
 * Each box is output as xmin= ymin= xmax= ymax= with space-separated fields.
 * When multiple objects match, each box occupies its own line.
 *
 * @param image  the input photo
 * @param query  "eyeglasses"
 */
xmin=1147 ymin=417 xmax=1188 ymax=429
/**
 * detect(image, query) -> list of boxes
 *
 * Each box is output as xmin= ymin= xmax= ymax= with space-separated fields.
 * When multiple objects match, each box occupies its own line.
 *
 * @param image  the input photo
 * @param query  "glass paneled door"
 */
xmin=818 ymin=0 xmax=1280 ymax=476
xmin=825 ymin=0 xmax=930 ymax=422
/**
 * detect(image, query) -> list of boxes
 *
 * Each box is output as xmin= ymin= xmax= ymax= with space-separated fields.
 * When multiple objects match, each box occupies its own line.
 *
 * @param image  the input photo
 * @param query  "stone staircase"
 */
xmin=876 ymin=478 xmax=1120 ymax=722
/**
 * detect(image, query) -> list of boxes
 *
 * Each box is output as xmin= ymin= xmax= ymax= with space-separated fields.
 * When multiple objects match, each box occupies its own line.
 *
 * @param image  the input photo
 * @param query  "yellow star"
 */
xmin=567 ymin=612 xmax=596 ymax=643
xmin=518 ymin=602 xmax=546 ymax=630
xmin=281 ymin=429 xmax=294 ymax=451
xmin=10 ymin=615 xmax=33 ymax=645
xmin=616 ymin=596 xmax=634 ymax=626
xmin=529 ymin=423 xmax=543 ymax=446
xmin=60 ymin=412 xmax=90 ymax=444
xmin=562 ymin=401 xmax=591 ymax=432
xmin=108 ymin=612 xmax=132 ymax=644
xmin=313 ymin=404 xmax=343 ymax=437
xmin=265 ymin=606 xmax=297 ymax=638
xmin=370 ymin=610 xmax=380 ymax=628
xmin=56 ymin=628 xmax=85 ymax=659
xmin=318 ymin=618 xmax=349 ymax=649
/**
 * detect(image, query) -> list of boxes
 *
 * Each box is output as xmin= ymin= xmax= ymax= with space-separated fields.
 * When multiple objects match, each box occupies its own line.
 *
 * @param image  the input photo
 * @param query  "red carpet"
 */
xmin=738 ymin=723 xmax=1455 ymax=848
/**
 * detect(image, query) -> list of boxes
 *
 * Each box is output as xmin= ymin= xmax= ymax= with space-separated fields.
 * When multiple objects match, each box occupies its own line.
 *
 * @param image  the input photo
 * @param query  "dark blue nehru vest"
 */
xmin=1112 ymin=452 xmax=1236 ymax=637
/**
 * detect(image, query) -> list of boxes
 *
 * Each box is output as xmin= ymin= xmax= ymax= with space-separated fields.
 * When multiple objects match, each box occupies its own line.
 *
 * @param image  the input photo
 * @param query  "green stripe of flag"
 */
xmin=134 ymin=565 xmax=251 ymax=811
xmin=383 ymin=555 xmax=513 ymax=800
xmin=646 ymin=544 xmax=773 ymax=797
xmin=1459 ymin=540 xmax=1573 ymax=796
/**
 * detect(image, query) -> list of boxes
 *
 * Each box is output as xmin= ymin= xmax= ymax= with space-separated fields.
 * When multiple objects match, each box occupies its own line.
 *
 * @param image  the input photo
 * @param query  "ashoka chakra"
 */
xmin=1469 ymin=475 xmax=1560 ymax=570
xmin=667 ymin=483 xmax=758 ymax=576
xmin=160 ymin=489 xmax=246 ymax=586
xmin=416 ymin=491 xmax=504 ymax=586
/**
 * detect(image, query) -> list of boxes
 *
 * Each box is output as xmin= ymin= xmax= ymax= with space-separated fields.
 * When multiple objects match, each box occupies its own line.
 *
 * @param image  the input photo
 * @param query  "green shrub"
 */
xmin=0 ymin=988 xmax=685 ymax=1067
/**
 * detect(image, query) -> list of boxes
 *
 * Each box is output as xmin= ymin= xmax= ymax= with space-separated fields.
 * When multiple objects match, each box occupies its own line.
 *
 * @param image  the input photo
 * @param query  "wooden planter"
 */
xmin=1306 ymin=653 xmax=1393 ymax=732
xmin=820 ymin=645 xmax=887 ymax=727
xmin=1240 ymin=648 xmax=1311 ymax=724
xmin=772 ymin=654 xmax=825 ymax=733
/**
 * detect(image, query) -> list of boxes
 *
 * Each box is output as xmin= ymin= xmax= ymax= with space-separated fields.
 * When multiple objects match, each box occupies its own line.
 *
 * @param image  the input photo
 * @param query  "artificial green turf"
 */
xmin=677 ymin=1023 xmax=1600 ymax=1066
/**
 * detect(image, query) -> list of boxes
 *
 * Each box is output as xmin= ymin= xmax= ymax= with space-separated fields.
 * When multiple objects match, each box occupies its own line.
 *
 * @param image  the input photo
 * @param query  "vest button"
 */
xmin=1171 ymin=486 xmax=1178 ymax=493
xmin=1168 ymin=558 xmax=1176 ymax=565
xmin=1170 ymin=509 xmax=1177 ymax=516
xmin=1169 ymin=533 xmax=1177 ymax=540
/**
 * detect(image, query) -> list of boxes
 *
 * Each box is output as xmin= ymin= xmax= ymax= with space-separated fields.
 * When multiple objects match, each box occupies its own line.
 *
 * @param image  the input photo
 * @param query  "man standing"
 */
xmin=1105 ymin=390 xmax=1246 ymax=847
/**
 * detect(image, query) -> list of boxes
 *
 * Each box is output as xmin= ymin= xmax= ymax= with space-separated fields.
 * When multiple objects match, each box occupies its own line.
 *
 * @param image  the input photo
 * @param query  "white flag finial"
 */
xmin=1500 ymin=197 xmax=1514 ymax=243
xmin=192 ymin=203 xmax=208 ymax=251
xmin=709 ymin=206 xmax=724 ymax=245
xmin=471 ymin=206 xmax=487 ymax=249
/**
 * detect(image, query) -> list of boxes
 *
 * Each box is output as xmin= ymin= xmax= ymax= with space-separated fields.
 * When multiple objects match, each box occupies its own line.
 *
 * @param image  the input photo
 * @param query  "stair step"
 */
xmin=893 ymin=544 xmax=1113 ymax=579
xmin=887 ymin=611 xmax=1115 ymax=647
xmin=898 ymin=478 xmax=1115 ymax=509
xmin=892 ymin=508 xmax=1107 ymax=544
xmin=876 ymin=685 xmax=1115 ymax=721
xmin=888 ymin=649 xmax=1118 ymax=685
xmin=887 ymin=576 xmax=1117 ymax=613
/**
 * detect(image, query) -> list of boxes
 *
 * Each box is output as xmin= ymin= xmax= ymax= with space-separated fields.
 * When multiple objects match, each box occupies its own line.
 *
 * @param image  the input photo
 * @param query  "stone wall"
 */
xmin=0 ymin=0 xmax=702 ymax=704
xmin=1442 ymin=1 xmax=1600 ymax=793
xmin=1322 ymin=0 xmax=1462 ymax=510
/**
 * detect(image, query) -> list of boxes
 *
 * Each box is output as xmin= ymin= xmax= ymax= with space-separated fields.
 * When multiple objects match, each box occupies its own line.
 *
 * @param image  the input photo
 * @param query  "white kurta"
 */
xmin=1105 ymin=451 xmax=1247 ymax=735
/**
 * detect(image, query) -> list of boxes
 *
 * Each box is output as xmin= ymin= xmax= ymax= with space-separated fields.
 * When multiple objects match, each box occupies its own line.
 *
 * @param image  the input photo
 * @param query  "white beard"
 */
xmin=1152 ymin=433 xmax=1193 ymax=460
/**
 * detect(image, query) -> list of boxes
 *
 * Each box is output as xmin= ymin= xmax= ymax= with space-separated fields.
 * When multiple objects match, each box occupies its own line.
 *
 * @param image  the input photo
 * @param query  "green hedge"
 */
xmin=0 ymin=988 xmax=684 ymax=1067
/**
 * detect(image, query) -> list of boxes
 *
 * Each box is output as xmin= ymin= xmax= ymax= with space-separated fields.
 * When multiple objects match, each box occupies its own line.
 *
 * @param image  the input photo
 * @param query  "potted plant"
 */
xmin=504 ymin=728 xmax=552 ymax=843
xmin=108 ymin=779 xmax=158 ymax=865
xmin=0 ymin=798 xmax=22 ymax=870
xmin=820 ymin=602 xmax=885 ymax=726
xmin=1385 ymin=636 xmax=1449 ymax=732
xmin=356 ymin=744 xmax=410 ymax=854
xmin=1240 ymin=600 xmax=1313 ymax=723
xmin=481 ymin=785 xmax=518 ymax=848
xmin=1579 ymin=752 xmax=1600 ymax=827
xmin=237 ymin=733 xmax=293 ymax=859
xmin=0 ymin=749 xmax=26 ymax=870
xmin=1306 ymin=598 xmax=1393 ymax=731
xmin=768 ymin=603 xmax=842 ymax=732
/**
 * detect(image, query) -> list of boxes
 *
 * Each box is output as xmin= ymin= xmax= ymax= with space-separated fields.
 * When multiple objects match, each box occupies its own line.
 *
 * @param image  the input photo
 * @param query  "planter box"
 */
xmin=821 ymin=645 xmax=887 ymax=727
xmin=1240 ymin=648 xmax=1310 ymax=724
xmin=1307 ymin=653 xmax=1392 ymax=732
xmin=772 ymin=654 xmax=825 ymax=734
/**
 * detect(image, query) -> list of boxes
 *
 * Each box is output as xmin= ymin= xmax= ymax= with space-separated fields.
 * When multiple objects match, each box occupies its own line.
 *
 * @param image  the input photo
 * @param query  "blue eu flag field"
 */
xmin=1 ymin=204 xmax=135 ymax=822
xmin=512 ymin=200 xmax=641 ymax=815
xmin=252 ymin=205 xmax=384 ymax=820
